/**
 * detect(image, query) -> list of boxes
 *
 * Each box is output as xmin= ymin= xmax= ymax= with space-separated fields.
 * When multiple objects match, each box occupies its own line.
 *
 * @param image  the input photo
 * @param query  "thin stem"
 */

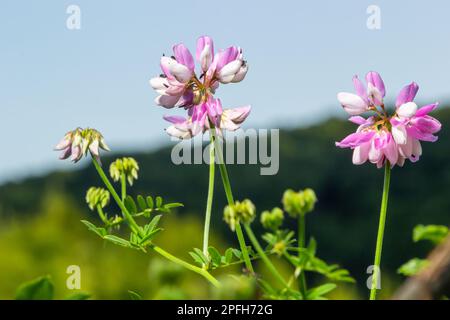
xmin=150 ymin=244 xmax=220 ymax=288
xmin=297 ymin=214 xmax=307 ymax=298
xmin=92 ymin=158 xmax=142 ymax=237
xmin=244 ymin=223 xmax=289 ymax=288
xmin=202 ymin=136 xmax=215 ymax=260
xmin=234 ymin=222 xmax=254 ymax=273
xmin=120 ymin=173 xmax=127 ymax=202
xmin=210 ymin=130 xmax=254 ymax=273
xmin=96 ymin=205 xmax=108 ymax=225
xmin=91 ymin=157 xmax=220 ymax=288
xmin=370 ymin=163 xmax=391 ymax=300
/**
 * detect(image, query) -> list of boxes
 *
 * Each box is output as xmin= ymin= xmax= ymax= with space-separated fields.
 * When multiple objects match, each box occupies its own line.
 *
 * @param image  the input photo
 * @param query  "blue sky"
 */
xmin=1 ymin=0 xmax=449 ymax=182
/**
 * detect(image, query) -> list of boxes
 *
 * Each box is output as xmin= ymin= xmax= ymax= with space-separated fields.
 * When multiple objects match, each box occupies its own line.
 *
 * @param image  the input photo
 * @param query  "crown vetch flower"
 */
xmin=55 ymin=128 xmax=109 ymax=163
xmin=336 ymin=72 xmax=441 ymax=168
xmin=150 ymin=36 xmax=251 ymax=139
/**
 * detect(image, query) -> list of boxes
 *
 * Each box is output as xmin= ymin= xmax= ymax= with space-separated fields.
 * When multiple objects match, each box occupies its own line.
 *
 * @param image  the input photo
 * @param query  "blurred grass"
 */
xmin=0 ymin=191 xmax=237 ymax=299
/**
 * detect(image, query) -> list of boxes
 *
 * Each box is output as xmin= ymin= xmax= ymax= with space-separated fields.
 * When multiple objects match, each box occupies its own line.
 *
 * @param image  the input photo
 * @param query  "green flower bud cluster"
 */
xmin=282 ymin=188 xmax=317 ymax=217
xmin=223 ymin=199 xmax=256 ymax=231
xmin=86 ymin=187 xmax=110 ymax=211
xmin=109 ymin=157 xmax=140 ymax=186
xmin=260 ymin=207 xmax=284 ymax=231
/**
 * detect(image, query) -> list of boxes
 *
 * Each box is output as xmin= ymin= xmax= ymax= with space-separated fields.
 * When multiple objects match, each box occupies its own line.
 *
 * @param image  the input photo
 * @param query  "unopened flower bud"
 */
xmin=260 ymin=207 xmax=284 ymax=231
xmin=109 ymin=157 xmax=140 ymax=186
xmin=86 ymin=187 xmax=110 ymax=211
xmin=223 ymin=199 xmax=256 ymax=231
xmin=282 ymin=188 xmax=317 ymax=217
xmin=302 ymin=188 xmax=317 ymax=214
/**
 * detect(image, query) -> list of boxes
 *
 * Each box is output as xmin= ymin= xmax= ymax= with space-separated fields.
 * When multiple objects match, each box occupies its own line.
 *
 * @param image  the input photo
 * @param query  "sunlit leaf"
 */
xmin=398 ymin=258 xmax=428 ymax=277
xmin=124 ymin=196 xmax=137 ymax=214
xmin=413 ymin=224 xmax=448 ymax=245
xmin=306 ymin=283 xmax=336 ymax=300
xmin=137 ymin=195 xmax=147 ymax=211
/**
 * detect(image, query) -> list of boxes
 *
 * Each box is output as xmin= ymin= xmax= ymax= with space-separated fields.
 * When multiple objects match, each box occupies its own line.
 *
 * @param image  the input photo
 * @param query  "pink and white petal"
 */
xmin=384 ymin=134 xmax=398 ymax=166
xmin=352 ymin=142 xmax=370 ymax=165
xmin=413 ymin=116 xmax=442 ymax=134
xmin=196 ymin=36 xmax=214 ymax=60
xmin=59 ymin=146 xmax=72 ymax=160
xmin=335 ymin=130 xmax=375 ymax=148
xmin=55 ymin=137 xmax=71 ymax=150
xmin=348 ymin=116 xmax=365 ymax=125
xmin=168 ymin=62 xmax=193 ymax=83
xmin=352 ymin=75 xmax=368 ymax=102
xmin=399 ymin=137 xmax=413 ymax=158
xmin=217 ymin=60 xmax=243 ymax=83
xmin=406 ymin=125 xmax=438 ymax=142
xmin=337 ymin=92 xmax=368 ymax=115
xmin=215 ymin=46 xmax=240 ymax=71
xmin=173 ymin=44 xmax=195 ymax=71
xmin=415 ymin=102 xmax=439 ymax=117
xmin=410 ymin=139 xmax=422 ymax=162
xmin=231 ymin=64 xmax=248 ymax=83
xmin=163 ymin=115 xmax=187 ymax=124
xmin=392 ymin=125 xmax=407 ymax=145
xmin=160 ymin=56 xmax=175 ymax=80
xmin=367 ymin=83 xmax=383 ymax=105
xmin=365 ymin=71 xmax=386 ymax=97
xmin=396 ymin=102 xmax=418 ymax=118
xmin=368 ymin=141 xmax=382 ymax=163
xmin=397 ymin=156 xmax=406 ymax=167
xmin=155 ymin=94 xmax=181 ymax=108
xmin=395 ymin=82 xmax=419 ymax=107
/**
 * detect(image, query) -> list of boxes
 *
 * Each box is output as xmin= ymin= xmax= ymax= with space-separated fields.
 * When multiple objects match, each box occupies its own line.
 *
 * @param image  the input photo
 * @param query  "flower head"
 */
xmin=260 ymin=207 xmax=284 ymax=231
xmin=109 ymin=157 xmax=140 ymax=186
xmin=150 ymin=36 xmax=251 ymax=139
xmin=336 ymin=72 xmax=441 ymax=168
xmin=223 ymin=199 xmax=256 ymax=231
xmin=282 ymin=188 xmax=317 ymax=218
xmin=54 ymin=128 xmax=109 ymax=163
xmin=86 ymin=187 xmax=110 ymax=211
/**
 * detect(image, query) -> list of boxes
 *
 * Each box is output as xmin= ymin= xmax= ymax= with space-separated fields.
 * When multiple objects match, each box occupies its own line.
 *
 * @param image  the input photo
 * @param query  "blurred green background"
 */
xmin=0 ymin=109 xmax=448 ymax=300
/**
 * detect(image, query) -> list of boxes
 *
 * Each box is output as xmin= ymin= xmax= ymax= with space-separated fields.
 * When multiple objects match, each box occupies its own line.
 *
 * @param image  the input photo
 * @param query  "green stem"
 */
xmin=92 ymin=158 xmax=142 ymax=236
xmin=244 ymin=223 xmax=288 ymax=288
xmin=211 ymin=130 xmax=254 ymax=273
xmin=120 ymin=173 xmax=127 ymax=202
xmin=202 ymin=136 xmax=215 ymax=260
xmin=370 ymin=163 xmax=391 ymax=300
xmin=297 ymin=214 xmax=307 ymax=299
xmin=96 ymin=205 xmax=108 ymax=225
xmin=150 ymin=244 xmax=220 ymax=288
xmin=91 ymin=157 xmax=220 ymax=288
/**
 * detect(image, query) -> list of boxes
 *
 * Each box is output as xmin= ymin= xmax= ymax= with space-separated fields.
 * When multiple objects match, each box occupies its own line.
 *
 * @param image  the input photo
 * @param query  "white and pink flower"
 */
xmin=336 ymin=72 xmax=441 ymax=168
xmin=150 ymin=36 xmax=250 ymax=139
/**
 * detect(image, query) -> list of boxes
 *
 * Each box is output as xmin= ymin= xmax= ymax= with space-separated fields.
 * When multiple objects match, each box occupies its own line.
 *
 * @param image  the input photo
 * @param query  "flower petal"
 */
xmin=337 ymin=92 xmax=368 ymax=115
xmin=415 ymin=102 xmax=439 ymax=117
xmin=173 ymin=43 xmax=195 ymax=71
xmin=396 ymin=82 xmax=419 ymax=107
xmin=397 ymin=102 xmax=418 ymax=118
xmin=365 ymin=71 xmax=386 ymax=97
xmin=392 ymin=125 xmax=407 ymax=145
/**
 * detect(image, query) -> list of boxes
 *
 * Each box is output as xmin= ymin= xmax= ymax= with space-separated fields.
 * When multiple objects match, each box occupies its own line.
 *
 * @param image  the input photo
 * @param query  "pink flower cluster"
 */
xmin=150 ymin=36 xmax=251 ymax=139
xmin=336 ymin=72 xmax=441 ymax=168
